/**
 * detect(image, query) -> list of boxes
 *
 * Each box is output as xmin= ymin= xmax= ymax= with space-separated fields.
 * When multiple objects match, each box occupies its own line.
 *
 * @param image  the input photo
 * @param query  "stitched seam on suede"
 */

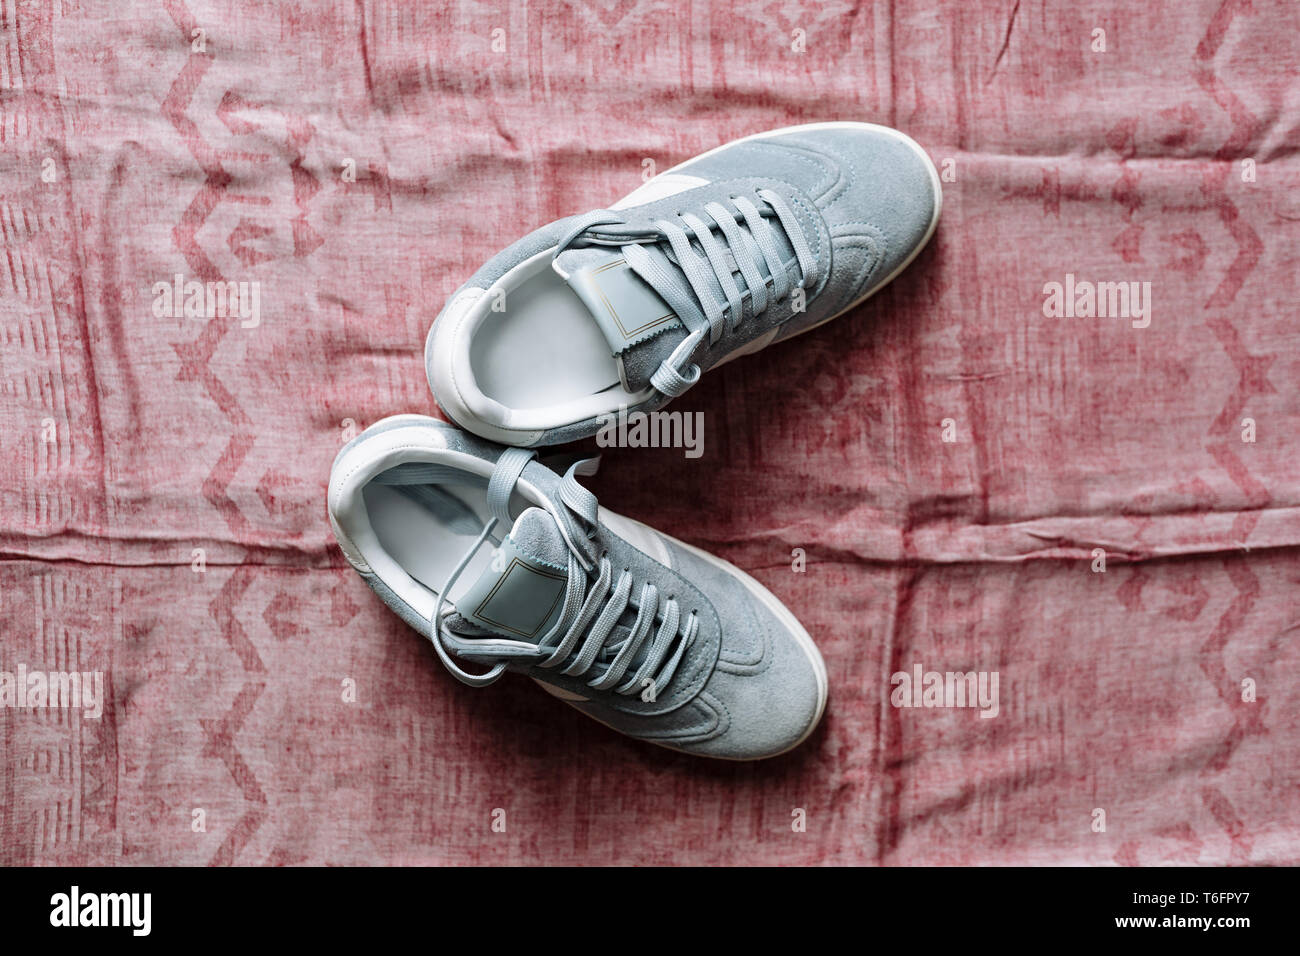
xmin=745 ymin=141 xmax=837 ymax=201
xmin=718 ymin=628 xmax=773 ymax=674
xmin=839 ymin=247 xmax=883 ymax=311
xmin=832 ymin=223 xmax=888 ymax=305
xmin=785 ymin=193 xmax=824 ymax=265
xmin=633 ymin=174 xmax=827 ymax=306
xmin=729 ymin=174 xmax=825 ymax=268
xmin=800 ymin=138 xmax=858 ymax=212
xmin=783 ymin=189 xmax=834 ymax=305
xmin=771 ymin=139 xmax=853 ymax=209
xmin=640 ymin=700 xmax=720 ymax=741
xmin=831 ymin=219 xmax=887 ymax=235
xmin=597 ymin=550 xmax=718 ymax=714
xmin=747 ymin=175 xmax=825 ymax=267
xmin=718 ymin=626 xmax=772 ymax=673
xmin=697 ymin=691 xmax=730 ymax=741
xmin=718 ymin=584 xmax=768 ymax=668
xmin=833 ymin=222 xmax=888 ymax=260
xmin=641 ymin=691 xmax=728 ymax=742
xmin=653 ymin=574 xmax=718 ymax=707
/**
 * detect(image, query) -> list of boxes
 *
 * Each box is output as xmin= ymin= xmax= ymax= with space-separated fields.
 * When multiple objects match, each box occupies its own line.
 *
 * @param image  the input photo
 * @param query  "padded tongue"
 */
xmin=444 ymin=505 xmax=664 ymax=681
xmin=448 ymin=508 xmax=571 ymax=642
xmin=554 ymin=246 xmax=687 ymax=392
xmin=554 ymin=210 xmax=803 ymax=392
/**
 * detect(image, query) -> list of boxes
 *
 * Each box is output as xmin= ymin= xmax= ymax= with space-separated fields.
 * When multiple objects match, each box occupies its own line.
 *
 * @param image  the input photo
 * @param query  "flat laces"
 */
xmin=430 ymin=454 xmax=698 ymax=694
xmin=552 ymin=191 xmax=815 ymax=399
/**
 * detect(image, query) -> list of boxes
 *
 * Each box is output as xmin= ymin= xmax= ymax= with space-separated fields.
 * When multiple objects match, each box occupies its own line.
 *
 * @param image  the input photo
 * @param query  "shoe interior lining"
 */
xmin=468 ymin=257 xmax=622 ymax=410
xmin=362 ymin=469 xmax=528 ymax=608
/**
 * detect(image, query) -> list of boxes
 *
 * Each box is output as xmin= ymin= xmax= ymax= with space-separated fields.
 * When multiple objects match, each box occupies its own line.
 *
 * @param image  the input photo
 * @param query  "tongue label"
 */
xmin=458 ymin=536 xmax=566 ymax=640
xmin=568 ymin=257 xmax=683 ymax=353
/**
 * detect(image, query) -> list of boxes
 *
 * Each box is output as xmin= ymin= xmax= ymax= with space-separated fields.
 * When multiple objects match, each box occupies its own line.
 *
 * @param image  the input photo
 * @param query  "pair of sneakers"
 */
xmin=328 ymin=122 xmax=942 ymax=759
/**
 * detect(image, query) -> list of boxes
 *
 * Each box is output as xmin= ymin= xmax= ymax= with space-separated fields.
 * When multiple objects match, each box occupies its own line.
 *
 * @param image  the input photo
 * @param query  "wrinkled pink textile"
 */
xmin=2 ymin=0 xmax=1298 ymax=865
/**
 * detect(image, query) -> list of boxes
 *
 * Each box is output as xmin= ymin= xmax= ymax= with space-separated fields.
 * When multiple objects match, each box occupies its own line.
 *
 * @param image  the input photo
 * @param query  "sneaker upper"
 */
xmin=426 ymin=121 xmax=941 ymax=447
xmin=328 ymin=415 xmax=827 ymax=760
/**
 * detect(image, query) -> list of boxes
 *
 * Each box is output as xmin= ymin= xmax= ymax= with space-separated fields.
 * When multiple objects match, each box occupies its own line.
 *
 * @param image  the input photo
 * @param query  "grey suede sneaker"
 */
xmin=427 ymin=121 xmax=941 ymax=446
xmin=328 ymin=414 xmax=827 ymax=760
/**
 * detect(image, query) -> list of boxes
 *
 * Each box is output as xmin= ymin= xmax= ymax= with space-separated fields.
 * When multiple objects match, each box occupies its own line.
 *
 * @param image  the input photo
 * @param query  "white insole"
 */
xmin=469 ymin=266 xmax=618 ymax=409
xmin=363 ymin=481 xmax=521 ymax=606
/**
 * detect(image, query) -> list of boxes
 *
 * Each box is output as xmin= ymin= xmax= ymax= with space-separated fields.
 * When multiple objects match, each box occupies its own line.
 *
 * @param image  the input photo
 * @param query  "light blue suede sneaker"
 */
xmin=427 ymin=121 xmax=941 ymax=446
xmin=328 ymin=414 xmax=827 ymax=760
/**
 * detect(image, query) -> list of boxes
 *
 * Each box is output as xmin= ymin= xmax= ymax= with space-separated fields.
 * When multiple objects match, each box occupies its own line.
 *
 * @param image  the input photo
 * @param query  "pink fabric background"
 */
xmin=2 ymin=0 xmax=1298 ymax=865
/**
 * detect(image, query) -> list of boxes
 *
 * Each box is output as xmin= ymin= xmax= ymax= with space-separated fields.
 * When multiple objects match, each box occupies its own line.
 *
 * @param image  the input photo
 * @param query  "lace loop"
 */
xmin=650 ymin=359 xmax=700 ymax=397
xmin=431 ymin=518 xmax=508 ymax=688
xmin=486 ymin=447 xmax=535 ymax=525
xmin=556 ymin=190 xmax=816 ymax=398
xmin=552 ymin=211 xmax=624 ymax=268
xmin=428 ymin=451 xmax=700 ymax=696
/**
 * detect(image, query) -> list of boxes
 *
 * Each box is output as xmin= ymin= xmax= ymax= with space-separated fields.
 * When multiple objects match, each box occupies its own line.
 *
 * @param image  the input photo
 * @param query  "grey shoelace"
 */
xmin=554 ymin=189 xmax=816 ymax=397
xmin=430 ymin=451 xmax=698 ymax=694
